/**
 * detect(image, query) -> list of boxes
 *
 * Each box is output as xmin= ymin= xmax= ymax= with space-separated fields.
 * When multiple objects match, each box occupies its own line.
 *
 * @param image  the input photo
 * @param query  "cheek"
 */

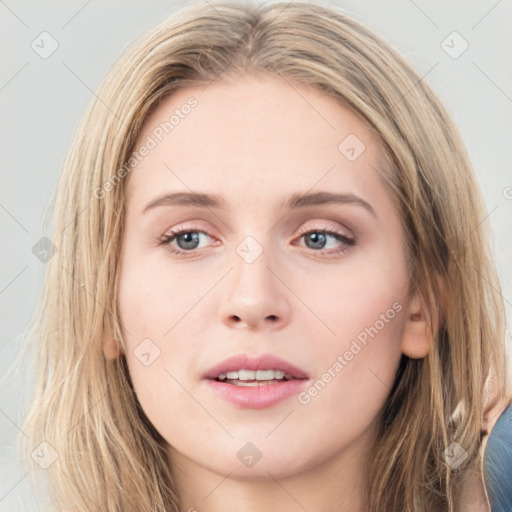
xmin=116 ymin=249 xmax=211 ymax=419
xmin=295 ymin=245 xmax=408 ymax=421
xmin=297 ymin=241 xmax=407 ymax=353
xmin=117 ymin=245 xmax=203 ymax=341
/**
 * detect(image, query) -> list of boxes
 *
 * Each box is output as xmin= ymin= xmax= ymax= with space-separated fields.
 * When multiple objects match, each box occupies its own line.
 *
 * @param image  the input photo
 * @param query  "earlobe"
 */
xmin=401 ymin=293 xmax=431 ymax=359
xmin=102 ymin=326 xmax=124 ymax=360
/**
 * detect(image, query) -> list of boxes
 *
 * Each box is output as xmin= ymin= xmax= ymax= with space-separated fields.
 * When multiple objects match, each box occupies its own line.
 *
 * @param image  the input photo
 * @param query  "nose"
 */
xmin=219 ymin=243 xmax=291 ymax=331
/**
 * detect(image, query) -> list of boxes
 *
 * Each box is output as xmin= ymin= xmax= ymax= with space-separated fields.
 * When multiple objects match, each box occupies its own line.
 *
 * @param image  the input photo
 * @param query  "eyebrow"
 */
xmin=142 ymin=190 xmax=377 ymax=218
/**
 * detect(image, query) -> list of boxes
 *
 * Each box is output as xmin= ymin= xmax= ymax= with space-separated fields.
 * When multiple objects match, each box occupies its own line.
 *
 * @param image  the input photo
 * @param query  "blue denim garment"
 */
xmin=483 ymin=402 xmax=512 ymax=512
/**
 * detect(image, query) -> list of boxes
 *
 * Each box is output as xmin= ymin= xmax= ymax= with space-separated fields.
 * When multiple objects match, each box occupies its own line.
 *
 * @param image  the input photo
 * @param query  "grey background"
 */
xmin=1 ymin=0 xmax=511 ymax=509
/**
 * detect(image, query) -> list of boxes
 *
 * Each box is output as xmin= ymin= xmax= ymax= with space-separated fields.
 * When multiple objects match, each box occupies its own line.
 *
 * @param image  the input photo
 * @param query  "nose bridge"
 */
xmin=232 ymin=231 xmax=275 ymax=294
xmin=230 ymin=207 xmax=276 ymax=276
xmin=220 ymin=229 xmax=290 ymax=329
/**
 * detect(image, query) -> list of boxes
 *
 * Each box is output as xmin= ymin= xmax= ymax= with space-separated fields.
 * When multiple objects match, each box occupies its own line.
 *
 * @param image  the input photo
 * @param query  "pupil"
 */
xmin=178 ymin=232 xmax=199 ymax=250
xmin=306 ymin=232 xmax=326 ymax=249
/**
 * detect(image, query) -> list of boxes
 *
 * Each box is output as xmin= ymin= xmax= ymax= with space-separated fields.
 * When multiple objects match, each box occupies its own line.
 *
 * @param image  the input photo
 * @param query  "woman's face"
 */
xmin=115 ymin=73 xmax=427 ymax=482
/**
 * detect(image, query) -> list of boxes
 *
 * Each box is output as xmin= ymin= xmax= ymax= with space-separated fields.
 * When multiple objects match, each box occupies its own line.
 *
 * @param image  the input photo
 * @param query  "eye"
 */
xmin=158 ymin=229 xmax=215 ymax=256
xmin=295 ymin=227 xmax=356 ymax=256
xmin=158 ymin=226 xmax=356 ymax=258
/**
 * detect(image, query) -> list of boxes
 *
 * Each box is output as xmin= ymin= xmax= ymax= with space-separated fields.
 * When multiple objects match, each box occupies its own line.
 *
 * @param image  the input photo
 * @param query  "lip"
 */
xmin=204 ymin=378 xmax=309 ymax=409
xmin=202 ymin=353 xmax=310 ymax=380
xmin=202 ymin=353 xmax=310 ymax=409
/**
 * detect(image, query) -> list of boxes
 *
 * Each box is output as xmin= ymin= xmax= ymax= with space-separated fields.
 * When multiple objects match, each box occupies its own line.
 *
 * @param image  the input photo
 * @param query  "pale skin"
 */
xmin=103 ymin=73 xmax=493 ymax=511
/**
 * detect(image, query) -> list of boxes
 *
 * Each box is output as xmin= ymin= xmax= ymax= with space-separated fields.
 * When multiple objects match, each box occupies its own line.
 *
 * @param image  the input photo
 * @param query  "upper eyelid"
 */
xmin=164 ymin=226 xmax=354 ymax=247
xmin=165 ymin=225 xmax=351 ymax=238
xmin=167 ymin=218 xmax=354 ymax=237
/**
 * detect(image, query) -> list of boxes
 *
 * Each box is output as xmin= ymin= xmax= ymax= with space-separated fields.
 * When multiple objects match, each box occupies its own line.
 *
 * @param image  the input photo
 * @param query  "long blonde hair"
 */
xmin=18 ymin=1 xmax=509 ymax=510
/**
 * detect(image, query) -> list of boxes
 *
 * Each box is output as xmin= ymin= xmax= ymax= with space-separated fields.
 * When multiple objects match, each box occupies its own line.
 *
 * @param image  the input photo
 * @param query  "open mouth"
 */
xmin=214 ymin=377 xmax=294 ymax=386
xmin=205 ymin=366 xmax=309 ymax=408
xmin=213 ymin=369 xmax=299 ymax=386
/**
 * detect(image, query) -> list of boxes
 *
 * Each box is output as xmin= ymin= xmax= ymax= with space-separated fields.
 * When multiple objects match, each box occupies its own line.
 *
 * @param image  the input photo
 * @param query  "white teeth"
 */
xmin=216 ymin=369 xmax=290 ymax=381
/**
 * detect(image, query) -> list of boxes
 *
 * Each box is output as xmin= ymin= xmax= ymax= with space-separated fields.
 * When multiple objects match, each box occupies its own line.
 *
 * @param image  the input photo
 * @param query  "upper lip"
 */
xmin=203 ymin=354 xmax=310 ymax=380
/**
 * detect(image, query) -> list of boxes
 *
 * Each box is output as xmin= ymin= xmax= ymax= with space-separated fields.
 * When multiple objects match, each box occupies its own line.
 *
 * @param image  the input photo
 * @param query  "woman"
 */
xmin=19 ymin=1 xmax=511 ymax=510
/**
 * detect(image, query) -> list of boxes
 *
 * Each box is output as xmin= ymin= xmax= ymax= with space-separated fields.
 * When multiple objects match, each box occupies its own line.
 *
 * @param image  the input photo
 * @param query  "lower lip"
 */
xmin=204 ymin=379 xmax=309 ymax=409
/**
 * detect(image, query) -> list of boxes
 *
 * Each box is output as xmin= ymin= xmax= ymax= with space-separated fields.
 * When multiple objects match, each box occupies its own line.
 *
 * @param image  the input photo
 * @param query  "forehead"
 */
xmin=125 ymin=73 xmax=387 ymax=211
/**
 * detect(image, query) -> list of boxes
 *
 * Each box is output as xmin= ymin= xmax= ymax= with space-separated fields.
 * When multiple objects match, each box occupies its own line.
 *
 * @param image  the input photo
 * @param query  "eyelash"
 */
xmin=158 ymin=226 xmax=356 ymax=258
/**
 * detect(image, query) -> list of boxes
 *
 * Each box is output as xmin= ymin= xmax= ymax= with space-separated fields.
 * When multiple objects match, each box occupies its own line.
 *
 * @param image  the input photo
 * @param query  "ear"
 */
xmin=400 ymin=291 xmax=431 ymax=359
xmin=102 ymin=325 xmax=124 ymax=360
